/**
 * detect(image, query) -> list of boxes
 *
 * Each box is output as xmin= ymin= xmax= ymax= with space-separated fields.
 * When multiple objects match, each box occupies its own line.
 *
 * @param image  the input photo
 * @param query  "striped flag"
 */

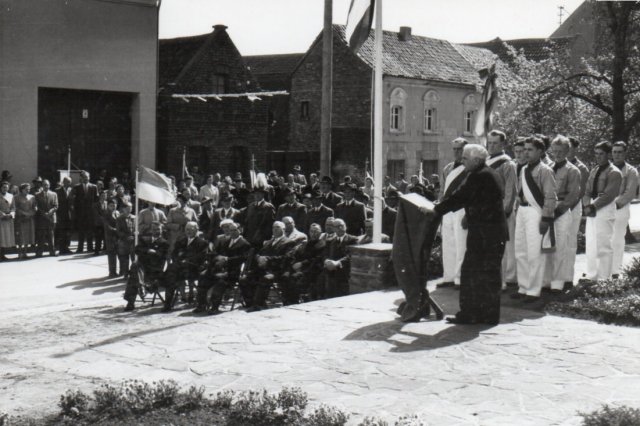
xmin=137 ymin=165 xmax=175 ymax=206
xmin=346 ymin=0 xmax=375 ymax=53
xmin=473 ymin=63 xmax=498 ymax=139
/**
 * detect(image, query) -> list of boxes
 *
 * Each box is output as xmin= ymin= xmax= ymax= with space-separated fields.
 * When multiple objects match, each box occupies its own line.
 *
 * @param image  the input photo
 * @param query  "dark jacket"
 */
xmin=253 ymin=236 xmax=297 ymax=275
xmin=135 ymin=236 xmax=169 ymax=276
xmin=243 ymin=201 xmax=276 ymax=247
xmin=324 ymin=233 xmax=359 ymax=281
xmin=35 ymin=189 xmax=58 ymax=227
xmin=55 ymin=185 xmax=72 ymax=227
xmin=305 ymin=204 xmax=334 ymax=233
xmin=382 ymin=206 xmax=397 ymax=241
xmin=321 ymin=191 xmax=343 ymax=210
xmin=208 ymin=236 xmax=252 ymax=281
xmin=71 ymin=182 xmax=98 ymax=230
xmin=276 ymin=201 xmax=307 ymax=228
xmin=335 ymin=200 xmax=367 ymax=236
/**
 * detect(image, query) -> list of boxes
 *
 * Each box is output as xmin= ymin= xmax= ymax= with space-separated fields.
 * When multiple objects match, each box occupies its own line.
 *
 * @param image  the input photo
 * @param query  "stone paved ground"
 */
xmin=2 ymin=212 xmax=640 ymax=424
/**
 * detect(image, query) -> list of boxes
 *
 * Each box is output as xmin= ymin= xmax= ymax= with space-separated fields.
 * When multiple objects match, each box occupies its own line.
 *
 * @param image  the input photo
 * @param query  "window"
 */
xmin=390 ymin=106 xmax=402 ymax=130
xmin=387 ymin=159 xmax=405 ymax=182
xmin=423 ymin=90 xmax=440 ymax=133
xmin=212 ymin=74 xmax=228 ymax=94
xmin=465 ymin=110 xmax=475 ymax=133
xmin=421 ymin=160 xmax=438 ymax=178
xmin=389 ymin=88 xmax=407 ymax=133
xmin=300 ymin=101 xmax=309 ymax=120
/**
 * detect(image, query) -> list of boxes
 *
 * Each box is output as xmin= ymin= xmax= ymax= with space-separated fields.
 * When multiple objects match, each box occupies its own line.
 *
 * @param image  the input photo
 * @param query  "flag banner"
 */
xmin=346 ymin=0 xmax=375 ymax=53
xmin=474 ymin=63 xmax=497 ymax=139
xmin=249 ymin=169 xmax=257 ymax=190
xmin=137 ymin=165 xmax=175 ymax=206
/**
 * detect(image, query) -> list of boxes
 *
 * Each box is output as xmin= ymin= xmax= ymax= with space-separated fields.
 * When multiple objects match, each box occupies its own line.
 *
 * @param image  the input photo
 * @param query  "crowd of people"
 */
xmin=432 ymin=131 xmax=638 ymax=325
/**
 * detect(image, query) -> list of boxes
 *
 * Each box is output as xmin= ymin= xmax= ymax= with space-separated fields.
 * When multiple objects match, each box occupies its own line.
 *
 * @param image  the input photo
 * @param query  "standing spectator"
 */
xmin=1 ymin=170 xmax=12 ymax=183
xmin=244 ymin=186 xmax=276 ymax=248
xmin=381 ymin=176 xmax=397 ymax=198
xmin=113 ymin=184 xmax=130 ymax=212
xmin=306 ymin=192 xmax=334 ymax=233
xmin=285 ymin=174 xmax=302 ymax=195
xmin=292 ymin=165 xmax=307 ymax=186
xmin=93 ymin=191 xmax=109 ymax=255
xmin=120 ymin=171 xmax=132 ymax=193
xmin=71 ymin=171 xmax=98 ymax=253
xmin=335 ymin=183 xmax=367 ymax=236
xmin=360 ymin=176 xmax=375 ymax=207
xmin=322 ymin=218 xmax=359 ymax=298
xmin=103 ymin=198 xmax=120 ymax=278
xmin=190 ymin=165 xmax=203 ymax=187
xmin=31 ymin=176 xmax=43 ymax=196
xmin=276 ymin=187 xmax=307 ymax=226
xmin=395 ymin=173 xmax=409 ymax=194
xmin=116 ymin=202 xmax=136 ymax=277
xmin=137 ymin=202 xmax=167 ymax=237
xmin=199 ymin=174 xmax=219 ymax=207
xmin=35 ymin=179 xmax=58 ymax=257
xmin=14 ymin=183 xmax=36 ymax=260
xmin=55 ymin=177 xmax=73 ymax=255
xmin=166 ymin=194 xmax=198 ymax=253
xmin=184 ymin=175 xmax=199 ymax=199
xmin=0 ymin=180 xmax=15 ymax=261
xmin=319 ymin=176 xmax=342 ymax=210
xmin=233 ymin=172 xmax=246 ymax=190
xmin=567 ymin=137 xmax=589 ymax=289
xmin=211 ymin=194 xmax=240 ymax=238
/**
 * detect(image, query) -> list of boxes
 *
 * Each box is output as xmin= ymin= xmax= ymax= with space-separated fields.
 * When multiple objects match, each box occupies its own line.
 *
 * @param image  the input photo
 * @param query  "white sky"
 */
xmin=159 ymin=0 xmax=585 ymax=56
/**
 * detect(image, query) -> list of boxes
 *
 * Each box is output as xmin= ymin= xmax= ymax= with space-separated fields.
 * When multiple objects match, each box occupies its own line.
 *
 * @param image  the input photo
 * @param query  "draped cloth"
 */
xmin=392 ymin=193 xmax=441 ymax=320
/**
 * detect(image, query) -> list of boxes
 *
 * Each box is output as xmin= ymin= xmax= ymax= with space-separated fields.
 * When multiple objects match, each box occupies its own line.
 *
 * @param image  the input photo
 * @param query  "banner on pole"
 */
xmin=137 ymin=165 xmax=175 ymax=206
xmin=346 ymin=0 xmax=375 ymax=53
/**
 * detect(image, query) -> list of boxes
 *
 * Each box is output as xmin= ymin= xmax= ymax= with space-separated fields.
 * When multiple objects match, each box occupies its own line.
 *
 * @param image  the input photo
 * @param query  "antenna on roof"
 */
xmin=558 ymin=5 xmax=566 ymax=26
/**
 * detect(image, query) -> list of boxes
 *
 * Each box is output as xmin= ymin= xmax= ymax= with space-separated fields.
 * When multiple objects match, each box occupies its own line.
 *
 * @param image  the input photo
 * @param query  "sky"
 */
xmin=159 ymin=0 xmax=585 ymax=56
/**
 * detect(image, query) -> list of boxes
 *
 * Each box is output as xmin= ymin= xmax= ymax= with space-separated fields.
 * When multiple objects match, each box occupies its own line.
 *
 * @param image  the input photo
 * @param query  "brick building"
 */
xmin=289 ymin=25 xmax=494 ymax=181
xmin=157 ymin=25 xmax=284 ymax=180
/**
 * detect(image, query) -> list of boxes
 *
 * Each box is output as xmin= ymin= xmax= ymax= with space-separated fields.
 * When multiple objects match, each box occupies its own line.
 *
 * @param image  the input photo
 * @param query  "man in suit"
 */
xmin=322 ymin=218 xmax=358 ymax=298
xmin=123 ymin=221 xmax=170 ymax=311
xmin=55 ymin=176 xmax=73 ymax=254
xmin=433 ymin=144 xmax=508 ymax=325
xmin=35 ymin=179 xmax=58 ymax=257
xmin=282 ymin=216 xmax=308 ymax=245
xmin=582 ymin=141 xmax=622 ymax=281
xmin=103 ymin=198 xmax=120 ymax=277
xmin=163 ymin=221 xmax=208 ymax=311
xmin=181 ymin=188 xmax=202 ymax=217
xmin=382 ymin=189 xmax=399 ymax=241
xmin=243 ymin=187 xmax=276 ymax=248
xmin=319 ymin=176 xmax=342 ymax=210
xmin=241 ymin=221 xmax=297 ymax=311
xmin=306 ymin=191 xmax=334 ymax=233
xmin=335 ymin=183 xmax=367 ymax=236
xmin=195 ymin=221 xmax=251 ymax=314
xmin=395 ymin=173 xmax=409 ymax=194
xmin=198 ymin=197 xmax=215 ymax=238
xmin=116 ymin=202 xmax=136 ymax=277
xmin=138 ymin=202 xmax=168 ymax=237
xmin=282 ymin=223 xmax=326 ymax=303
xmin=292 ymin=165 xmax=307 ymax=186
xmin=211 ymin=194 xmax=240 ymax=239
xmin=71 ymin=171 xmax=98 ymax=253
xmin=276 ymin=187 xmax=307 ymax=226
xmin=199 ymin=174 xmax=219 ymax=207
xmin=92 ymin=191 xmax=109 ymax=255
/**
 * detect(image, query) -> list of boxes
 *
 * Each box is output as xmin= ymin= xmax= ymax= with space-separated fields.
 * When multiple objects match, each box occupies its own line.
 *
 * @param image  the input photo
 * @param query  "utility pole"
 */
xmin=320 ymin=0 xmax=333 ymax=178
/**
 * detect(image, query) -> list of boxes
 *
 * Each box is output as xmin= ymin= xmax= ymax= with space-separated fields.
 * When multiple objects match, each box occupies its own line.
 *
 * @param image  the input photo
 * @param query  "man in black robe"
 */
xmin=432 ymin=144 xmax=508 ymax=325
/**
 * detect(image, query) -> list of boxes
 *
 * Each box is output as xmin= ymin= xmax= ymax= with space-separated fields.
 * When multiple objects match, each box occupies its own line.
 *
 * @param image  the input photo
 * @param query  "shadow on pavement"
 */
xmin=57 ymin=253 xmax=100 ymax=261
xmin=57 ymin=276 xmax=124 ymax=290
xmin=92 ymin=283 xmax=127 ymax=295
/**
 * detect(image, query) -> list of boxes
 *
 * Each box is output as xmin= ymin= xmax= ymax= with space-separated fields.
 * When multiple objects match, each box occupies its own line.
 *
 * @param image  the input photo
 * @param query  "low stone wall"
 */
xmin=349 ymin=243 xmax=396 ymax=294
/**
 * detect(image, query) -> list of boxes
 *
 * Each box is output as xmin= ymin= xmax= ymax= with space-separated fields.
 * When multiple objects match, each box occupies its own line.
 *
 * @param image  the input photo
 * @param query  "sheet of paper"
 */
xmin=400 ymin=193 xmax=435 ymax=211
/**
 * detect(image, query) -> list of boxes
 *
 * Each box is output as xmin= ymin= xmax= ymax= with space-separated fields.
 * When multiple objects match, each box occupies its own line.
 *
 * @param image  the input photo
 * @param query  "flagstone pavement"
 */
xmin=2 ymin=214 xmax=640 ymax=424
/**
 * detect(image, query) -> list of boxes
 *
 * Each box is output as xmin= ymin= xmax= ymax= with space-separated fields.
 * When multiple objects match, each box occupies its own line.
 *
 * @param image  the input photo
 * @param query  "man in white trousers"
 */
xmin=437 ymin=138 xmax=469 ymax=289
xmin=582 ymin=141 xmax=622 ymax=281
xmin=545 ymin=136 xmax=581 ymax=293
xmin=567 ymin=137 xmax=590 ymax=289
xmin=512 ymin=136 xmax=556 ymax=303
xmin=486 ymin=130 xmax=518 ymax=289
xmin=610 ymin=141 xmax=638 ymax=278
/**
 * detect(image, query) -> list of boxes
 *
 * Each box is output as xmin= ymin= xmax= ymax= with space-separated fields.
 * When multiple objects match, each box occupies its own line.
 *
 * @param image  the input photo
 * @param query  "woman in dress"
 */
xmin=361 ymin=176 xmax=375 ymax=207
xmin=14 ymin=183 xmax=37 ymax=259
xmin=0 ymin=181 xmax=16 ymax=261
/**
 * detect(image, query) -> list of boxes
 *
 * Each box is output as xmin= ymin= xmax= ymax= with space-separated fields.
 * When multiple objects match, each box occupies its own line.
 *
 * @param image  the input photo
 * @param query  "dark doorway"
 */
xmin=38 ymin=88 xmax=133 ymax=182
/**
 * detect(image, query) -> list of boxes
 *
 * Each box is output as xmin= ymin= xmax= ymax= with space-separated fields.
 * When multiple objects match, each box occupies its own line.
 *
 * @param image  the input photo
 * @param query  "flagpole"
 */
xmin=134 ymin=167 xmax=140 ymax=249
xmin=372 ymin=0 xmax=383 ymax=244
xmin=181 ymin=146 xmax=186 ymax=179
xmin=67 ymin=145 xmax=71 ymax=176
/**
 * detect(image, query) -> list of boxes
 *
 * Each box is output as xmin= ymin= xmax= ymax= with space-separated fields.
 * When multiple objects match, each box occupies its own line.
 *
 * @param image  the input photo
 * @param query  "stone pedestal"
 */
xmin=348 ymin=243 xmax=396 ymax=294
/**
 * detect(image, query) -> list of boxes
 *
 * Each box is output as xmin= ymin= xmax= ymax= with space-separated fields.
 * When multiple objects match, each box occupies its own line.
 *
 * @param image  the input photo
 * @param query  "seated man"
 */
xmin=163 ymin=221 xmax=208 ymax=311
xmin=321 ymin=218 xmax=358 ymax=298
xmin=357 ymin=220 xmax=391 ymax=245
xmin=282 ymin=215 xmax=308 ymax=245
xmin=283 ymin=223 xmax=327 ymax=303
xmin=195 ymin=222 xmax=252 ymax=314
xmin=240 ymin=221 xmax=297 ymax=311
xmin=123 ymin=221 xmax=170 ymax=311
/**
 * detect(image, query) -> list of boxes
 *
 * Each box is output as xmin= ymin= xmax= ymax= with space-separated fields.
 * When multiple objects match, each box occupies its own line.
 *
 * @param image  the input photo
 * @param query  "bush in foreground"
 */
xmin=580 ymin=404 xmax=640 ymax=426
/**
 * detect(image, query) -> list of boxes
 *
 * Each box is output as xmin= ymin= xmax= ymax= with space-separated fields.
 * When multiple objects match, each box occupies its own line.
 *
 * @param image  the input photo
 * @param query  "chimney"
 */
xmin=399 ymin=26 xmax=412 ymax=42
xmin=213 ymin=24 xmax=228 ymax=32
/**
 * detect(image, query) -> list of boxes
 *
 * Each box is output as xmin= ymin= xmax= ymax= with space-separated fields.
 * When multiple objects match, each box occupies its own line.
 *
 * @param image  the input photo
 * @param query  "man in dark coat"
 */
xmin=195 ymin=221 xmax=252 ymax=314
xmin=334 ymin=183 xmax=367 ymax=236
xmin=276 ymin=187 xmax=307 ymax=227
xmin=210 ymin=194 xmax=241 ymax=239
xmin=55 ymin=176 xmax=73 ymax=254
xmin=321 ymin=218 xmax=359 ymax=298
xmin=382 ymin=189 xmax=399 ymax=241
xmin=35 ymin=179 xmax=58 ymax=257
xmin=123 ymin=222 xmax=170 ymax=311
xmin=163 ymin=221 xmax=208 ymax=311
xmin=432 ymin=144 xmax=508 ymax=325
xmin=283 ymin=223 xmax=327 ymax=303
xmin=305 ymin=191 xmax=334 ymax=233
xmin=319 ymin=176 xmax=342 ymax=210
xmin=71 ymin=171 xmax=98 ymax=253
xmin=243 ymin=187 xmax=276 ymax=248
xmin=240 ymin=221 xmax=297 ymax=311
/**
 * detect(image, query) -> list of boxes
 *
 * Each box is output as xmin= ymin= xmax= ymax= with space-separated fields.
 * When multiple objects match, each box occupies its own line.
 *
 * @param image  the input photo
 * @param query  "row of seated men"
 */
xmin=123 ymin=214 xmax=366 ymax=314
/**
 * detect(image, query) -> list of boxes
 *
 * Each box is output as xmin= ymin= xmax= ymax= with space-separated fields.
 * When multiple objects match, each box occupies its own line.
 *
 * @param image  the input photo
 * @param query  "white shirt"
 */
xmin=199 ymin=184 xmax=219 ymax=206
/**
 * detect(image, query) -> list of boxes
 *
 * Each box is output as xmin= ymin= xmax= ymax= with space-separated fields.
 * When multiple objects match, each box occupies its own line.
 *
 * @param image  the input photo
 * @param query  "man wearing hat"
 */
xmin=199 ymin=175 xmax=219 ymax=207
xmin=115 ymin=201 xmax=136 ymax=277
xmin=1 ymin=171 xmax=12 ymax=183
xmin=184 ymin=175 xmax=199 ymax=200
xmin=35 ymin=179 xmax=58 ymax=257
xmin=198 ymin=196 xmax=216 ymax=238
xmin=212 ymin=194 xmax=240 ymax=238
xmin=292 ymin=165 xmax=307 ymax=186
xmin=71 ymin=171 xmax=99 ymax=253
xmin=305 ymin=191 xmax=334 ymax=234
xmin=276 ymin=187 xmax=307 ymax=227
xmin=319 ymin=176 xmax=342 ymax=210
xmin=335 ymin=183 xmax=366 ymax=236
xmin=233 ymin=172 xmax=247 ymax=190
xmin=244 ymin=184 xmax=276 ymax=247
xmin=31 ymin=176 xmax=44 ymax=196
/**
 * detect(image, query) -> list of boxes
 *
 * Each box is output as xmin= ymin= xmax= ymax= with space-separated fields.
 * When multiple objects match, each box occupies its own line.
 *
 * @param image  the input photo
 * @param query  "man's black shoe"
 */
xmin=510 ymin=293 xmax=524 ymax=300
xmin=522 ymin=295 xmax=540 ymax=304
xmin=436 ymin=281 xmax=455 ymax=288
xmin=192 ymin=307 xmax=206 ymax=314
xmin=505 ymin=282 xmax=518 ymax=288
xmin=207 ymin=308 xmax=221 ymax=315
xmin=246 ymin=306 xmax=262 ymax=313
xmin=612 ymin=274 xmax=620 ymax=279
xmin=124 ymin=303 xmax=135 ymax=312
xmin=550 ymin=289 xmax=563 ymax=295
xmin=445 ymin=316 xmax=477 ymax=325
xmin=563 ymin=281 xmax=574 ymax=291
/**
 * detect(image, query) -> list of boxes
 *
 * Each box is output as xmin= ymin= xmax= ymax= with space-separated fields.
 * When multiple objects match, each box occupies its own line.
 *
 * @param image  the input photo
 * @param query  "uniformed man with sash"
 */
xmin=610 ymin=141 xmax=638 ymax=278
xmin=566 ymin=136 xmax=590 ymax=288
xmin=545 ymin=136 xmax=581 ymax=293
xmin=582 ymin=141 xmax=622 ymax=280
xmin=486 ymin=130 xmax=517 ymax=289
xmin=437 ymin=138 xmax=469 ymax=289
xmin=512 ymin=136 xmax=557 ymax=303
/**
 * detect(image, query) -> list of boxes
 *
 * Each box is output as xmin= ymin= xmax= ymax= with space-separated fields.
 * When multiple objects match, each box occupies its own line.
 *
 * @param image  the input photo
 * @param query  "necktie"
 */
xmin=592 ymin=165 xmax=605 ymax=198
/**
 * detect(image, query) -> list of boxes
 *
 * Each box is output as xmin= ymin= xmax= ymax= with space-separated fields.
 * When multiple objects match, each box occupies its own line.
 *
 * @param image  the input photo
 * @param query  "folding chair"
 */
xmin=135 ymin=263 xmax=166 ymax=306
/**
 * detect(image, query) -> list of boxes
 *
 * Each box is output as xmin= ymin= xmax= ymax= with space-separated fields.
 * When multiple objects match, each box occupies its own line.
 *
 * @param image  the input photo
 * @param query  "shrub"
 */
xmin=92 ymin=383 xmax=129 ymax=418
xmin=59 ymin=390 xmax=90 ymax=417
xmin=623 ymin=256 xmax=640 ymax=283
xmin=306 ymin=404 xmax=349 ymax=426
xmin=580 ymin=404 xmax=640 ymax=426
xmin=211 ymin=389 xmax=236 ymax=410
xmin=175 ymin=385 xmax=205 ymax=412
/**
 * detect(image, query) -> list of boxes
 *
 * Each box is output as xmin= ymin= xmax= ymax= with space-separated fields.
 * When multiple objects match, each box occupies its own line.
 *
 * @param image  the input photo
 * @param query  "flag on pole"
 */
xmin=137 ymin=165 xmax=176 ymax=206
xmin=346 ymin=0 xmax=375 ymax=53
xmin=473 ymin=63 xmax=497 ymax=139
xmin=418 ymin=161 xmax=424 ymax=185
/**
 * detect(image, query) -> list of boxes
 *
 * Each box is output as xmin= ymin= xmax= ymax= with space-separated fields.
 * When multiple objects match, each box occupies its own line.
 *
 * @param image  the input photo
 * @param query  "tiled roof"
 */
xmin=159 ymin=33 xmax=210 ymax=88
xmin=466 ymin=37 xmax=575 ymax=63
xmin=333 ymin=24 xmax=482 ymax=86
xmin=243 ymin=53 xmax=304 ymax=91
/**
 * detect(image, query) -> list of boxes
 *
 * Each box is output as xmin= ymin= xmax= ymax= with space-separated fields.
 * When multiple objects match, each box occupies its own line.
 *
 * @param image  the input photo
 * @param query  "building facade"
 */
xmin=0 ymin=0 xmax=159 ymax=184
